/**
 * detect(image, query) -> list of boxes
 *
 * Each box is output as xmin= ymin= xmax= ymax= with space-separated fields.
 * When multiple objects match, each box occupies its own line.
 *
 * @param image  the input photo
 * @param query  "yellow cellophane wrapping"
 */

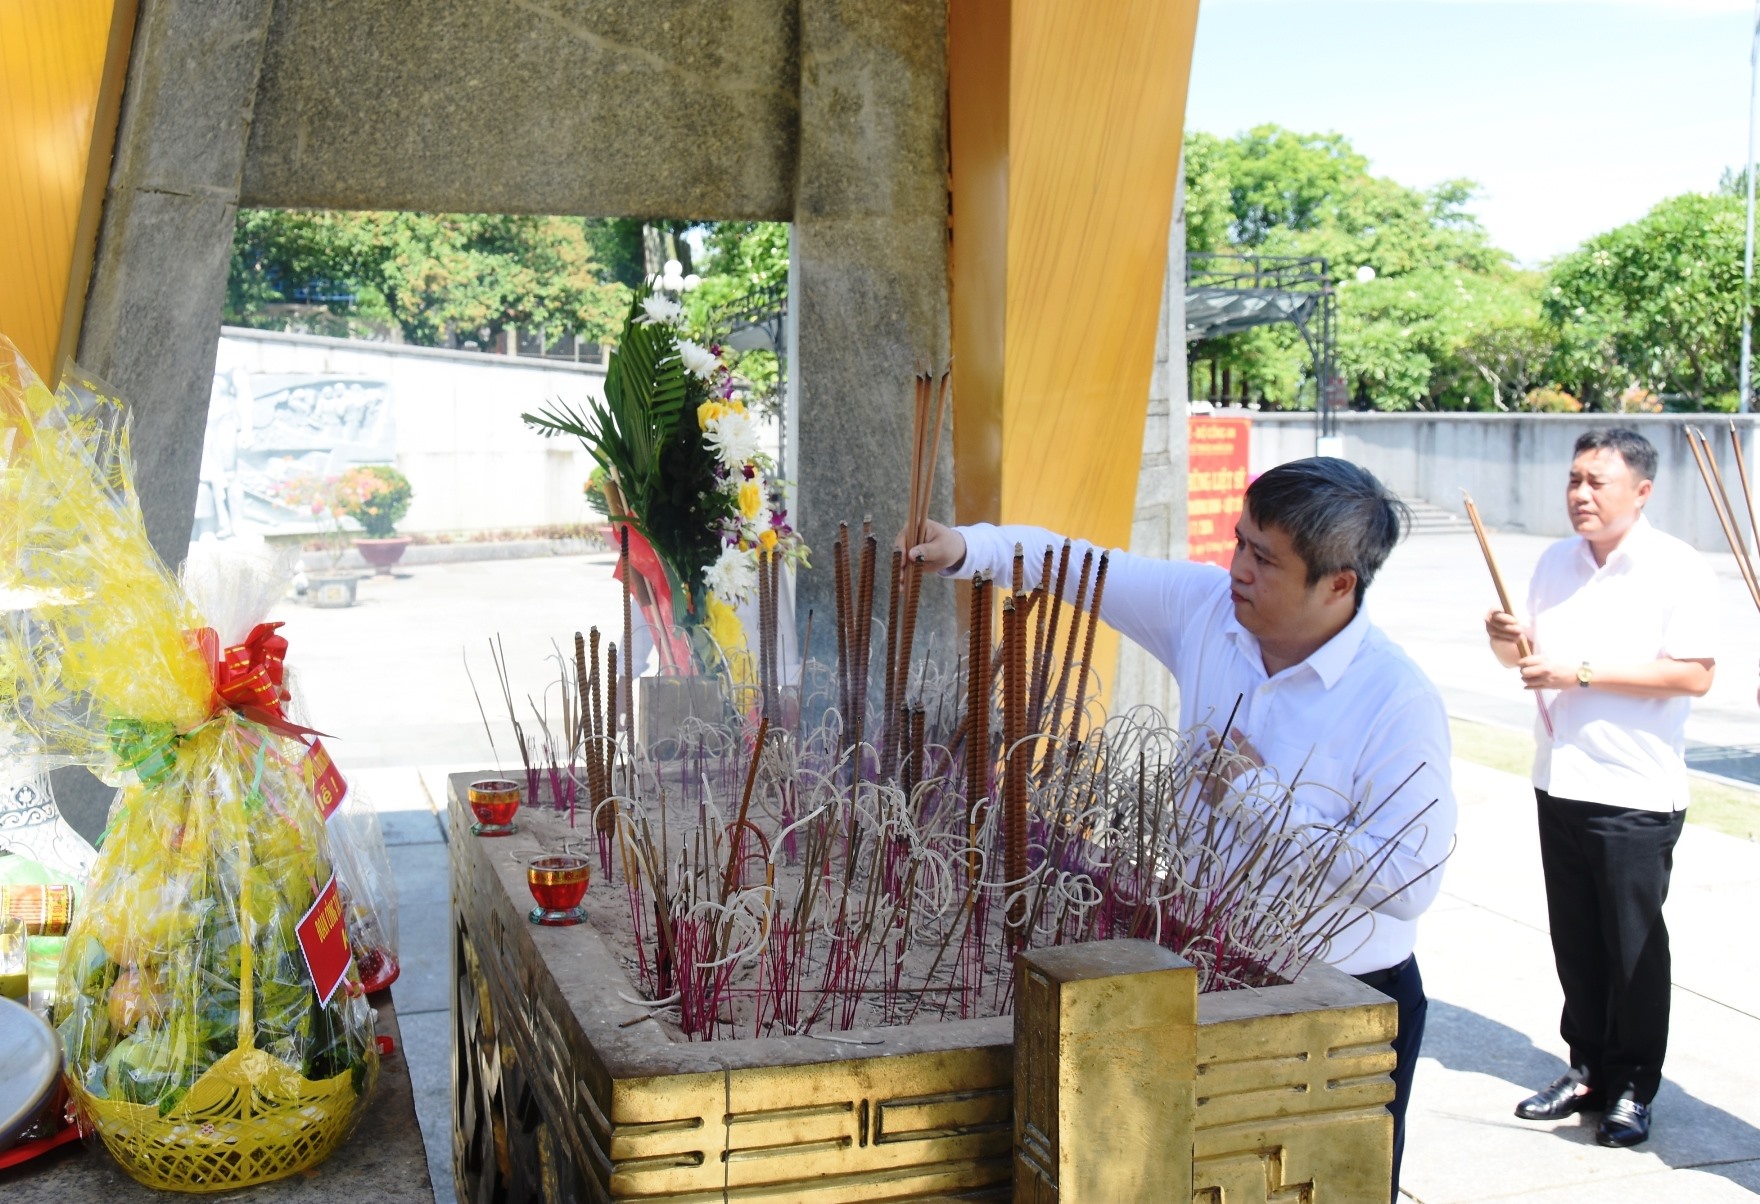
xmin=0 ymin=341 xmax=213 ymax=763
xmin=1 ymin=339 xmax=377 ymax=1190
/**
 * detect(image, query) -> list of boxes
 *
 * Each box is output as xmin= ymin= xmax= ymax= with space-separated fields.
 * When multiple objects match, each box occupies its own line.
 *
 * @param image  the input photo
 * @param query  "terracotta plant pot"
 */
xmin=354 ymin=536 xmax=412 ymax=575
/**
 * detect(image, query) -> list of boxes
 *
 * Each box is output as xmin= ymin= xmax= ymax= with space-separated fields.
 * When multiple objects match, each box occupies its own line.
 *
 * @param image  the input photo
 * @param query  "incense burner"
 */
xmin=449 ymin=773 xmax=1396 ymax=1202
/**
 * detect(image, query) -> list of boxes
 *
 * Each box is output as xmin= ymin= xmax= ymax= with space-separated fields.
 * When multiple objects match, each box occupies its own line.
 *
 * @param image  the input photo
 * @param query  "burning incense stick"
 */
xmin=1462 ymin=492 xmax=1554 ymax=737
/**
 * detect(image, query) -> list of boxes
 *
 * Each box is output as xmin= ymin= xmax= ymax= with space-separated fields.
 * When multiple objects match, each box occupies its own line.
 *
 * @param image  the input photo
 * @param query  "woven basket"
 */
xmin=68 ymin=1044 xmax=376 ymax=1192
xmin=64 ymin=821 xmax=379 ymax=1193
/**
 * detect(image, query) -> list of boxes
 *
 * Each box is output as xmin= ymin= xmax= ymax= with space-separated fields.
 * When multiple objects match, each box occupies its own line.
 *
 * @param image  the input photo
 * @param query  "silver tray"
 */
xmin=0 ymin=995 xmax=59 ymax=1151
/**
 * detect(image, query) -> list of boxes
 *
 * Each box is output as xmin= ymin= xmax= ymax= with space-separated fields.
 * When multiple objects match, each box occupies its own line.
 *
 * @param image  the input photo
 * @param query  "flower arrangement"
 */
xmin=273 ymin=463 xmax=412 ymax=564
xmin=339 ymin=464 xmax=412 ymax=538
xmin=523 ymin=283 xmax=807 ymax=663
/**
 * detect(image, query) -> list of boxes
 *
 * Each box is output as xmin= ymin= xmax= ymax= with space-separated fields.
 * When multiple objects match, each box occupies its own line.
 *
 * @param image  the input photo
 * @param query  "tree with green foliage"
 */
xmin=1543 ymin=191 xmax=1749 ymax=410
xmin=228 ymin=210 xmax=627 ymax=346
xmin=1185 ymin=125 xmax=1535 ymax=411
xmin=684 ymin=221 xmax=790 ymax=411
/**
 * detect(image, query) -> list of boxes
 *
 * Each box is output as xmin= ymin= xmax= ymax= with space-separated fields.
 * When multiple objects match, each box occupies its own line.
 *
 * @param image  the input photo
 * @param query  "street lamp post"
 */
xmin=1742 ymin=0 xmax=1760 ymax=413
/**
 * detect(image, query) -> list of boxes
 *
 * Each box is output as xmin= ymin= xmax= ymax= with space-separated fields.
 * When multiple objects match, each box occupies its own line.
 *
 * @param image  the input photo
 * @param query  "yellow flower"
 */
xmin=704 ymin=594 xmax=755 ymax=685
xmin=758 ymin=528 xmax=778 ymax=551
xmin=697 ymin=400 xmax=727 ymax=430
xmin=738 ymin=480 xmax=764 ymax=520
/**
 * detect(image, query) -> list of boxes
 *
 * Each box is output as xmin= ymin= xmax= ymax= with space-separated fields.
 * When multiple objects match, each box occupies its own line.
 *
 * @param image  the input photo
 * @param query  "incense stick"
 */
xmin=1462 ymin=492 xmax=1555 ymax=736
xmin=1686 ymin=428 xmax=1760 ymax=612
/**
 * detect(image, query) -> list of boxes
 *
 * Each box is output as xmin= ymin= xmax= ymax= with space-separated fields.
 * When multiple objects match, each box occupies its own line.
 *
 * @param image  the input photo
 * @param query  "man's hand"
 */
xmin=1197 ymin=727 xmax=1265 ymax=806
xmin=1485 ymin=608 xmax=1527 ymax=668
xmin=904 ymin=520 xmax=968 ymax=574
xmin=1517 ymin=655 xmax=1577 ymax=691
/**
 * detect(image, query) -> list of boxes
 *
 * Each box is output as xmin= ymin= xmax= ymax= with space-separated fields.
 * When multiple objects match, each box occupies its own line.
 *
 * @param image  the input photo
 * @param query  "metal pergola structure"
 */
xmin=1185 ymin=253 xmax=1341 ymax=438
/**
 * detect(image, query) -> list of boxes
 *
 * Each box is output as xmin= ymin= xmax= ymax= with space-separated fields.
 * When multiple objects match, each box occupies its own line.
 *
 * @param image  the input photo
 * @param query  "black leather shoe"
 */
xmin=1596 ymin=1096 xmax=1650 ymax=1147
xmin=1515 ymin=1075 xmax=1604 ymax=1121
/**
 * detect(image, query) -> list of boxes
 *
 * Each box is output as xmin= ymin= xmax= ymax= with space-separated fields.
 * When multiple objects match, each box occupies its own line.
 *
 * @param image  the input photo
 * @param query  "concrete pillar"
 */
xmin=56 ymin=0 xmax=277 ymax=841
xmin=1113 ymin=169 xmax=1190 ymax=719
xmin=1014 ymin=939 xmax=1197 ymax=1203
xmin=791 ymin=0 xmax=953 ymax=658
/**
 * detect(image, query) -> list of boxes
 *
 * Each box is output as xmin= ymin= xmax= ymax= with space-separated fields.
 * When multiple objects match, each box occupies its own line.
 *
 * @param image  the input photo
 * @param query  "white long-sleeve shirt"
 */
xmin=951 ymin=523 xmax=1457 ymax=975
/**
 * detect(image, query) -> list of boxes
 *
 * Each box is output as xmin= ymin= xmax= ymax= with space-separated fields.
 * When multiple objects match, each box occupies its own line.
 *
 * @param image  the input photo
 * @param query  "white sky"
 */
xmin=1186 ymin=0 xmax=1756 ymax=265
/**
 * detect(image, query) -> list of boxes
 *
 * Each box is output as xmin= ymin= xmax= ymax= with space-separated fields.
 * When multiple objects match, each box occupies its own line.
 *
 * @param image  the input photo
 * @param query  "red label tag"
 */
xmin=296 ymin=874 xmax=352 ymax=1006
xmin=304 ymin=739 xmax=349 ymax=822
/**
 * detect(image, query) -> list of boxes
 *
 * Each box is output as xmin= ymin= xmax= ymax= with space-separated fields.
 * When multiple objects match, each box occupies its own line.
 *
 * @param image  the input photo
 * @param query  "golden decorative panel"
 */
xmin=0 ymin=0 xmax=136 ymax=383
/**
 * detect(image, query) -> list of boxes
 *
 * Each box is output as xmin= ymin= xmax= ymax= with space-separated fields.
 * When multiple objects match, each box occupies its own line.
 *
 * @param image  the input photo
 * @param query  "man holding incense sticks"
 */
xmin=1485 ymin=427 xmax=1716 ymax=1150
xmin=910 ymin=456 xmax=1455 ymax=1201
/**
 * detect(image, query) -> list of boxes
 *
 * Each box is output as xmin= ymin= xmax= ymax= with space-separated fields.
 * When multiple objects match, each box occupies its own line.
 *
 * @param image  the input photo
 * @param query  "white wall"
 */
xmin=1246 ymin=411 xmax=1760 ymax=552
xmin=213 ymin=327 xmax=607 ymax=534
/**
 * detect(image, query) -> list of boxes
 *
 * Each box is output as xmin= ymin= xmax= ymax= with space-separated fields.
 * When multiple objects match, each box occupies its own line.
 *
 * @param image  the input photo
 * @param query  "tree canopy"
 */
xmin=1186 ymin=124 xmax=1752 ymax=412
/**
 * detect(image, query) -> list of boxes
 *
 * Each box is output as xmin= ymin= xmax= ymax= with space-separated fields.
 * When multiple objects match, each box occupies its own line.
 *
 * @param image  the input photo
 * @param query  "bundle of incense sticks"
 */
xmin=1686 ymin=424 xmax=1760 ymax=613
xmin=1462 ymin=492 xmax=1554 ymax=738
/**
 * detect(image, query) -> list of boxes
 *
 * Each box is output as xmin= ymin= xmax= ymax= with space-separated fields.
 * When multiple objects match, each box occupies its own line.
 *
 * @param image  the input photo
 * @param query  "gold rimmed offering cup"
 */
xmin=468 ymin=778 xmax=521 ymax=836
xmin=526 ymin=853 xmax=591 ymax=925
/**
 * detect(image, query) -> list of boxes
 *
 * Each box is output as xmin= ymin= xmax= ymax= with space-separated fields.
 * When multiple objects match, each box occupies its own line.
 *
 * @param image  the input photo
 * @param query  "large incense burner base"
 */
xmin=448 ymin=773 xmax=1396 ymax=1202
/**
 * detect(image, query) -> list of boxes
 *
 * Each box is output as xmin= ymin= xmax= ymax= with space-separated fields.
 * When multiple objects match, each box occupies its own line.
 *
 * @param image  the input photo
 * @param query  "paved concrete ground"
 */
xmin=273 ymin=533 xmax=1760 ymax=1202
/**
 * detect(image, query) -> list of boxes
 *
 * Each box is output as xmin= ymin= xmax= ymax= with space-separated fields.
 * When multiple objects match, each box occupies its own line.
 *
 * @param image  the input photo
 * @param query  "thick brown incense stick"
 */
xmin=1042 ymin=550 xmax=1093 ymax=765
xmin=854 ymin=526 xmax=877 ymax=736
xmin=1001 ymin=593 xmax=1028 ymax=949
xmin=1462 ymin=492 xmax=1554 ymax=736
xmin=833 ymin=532 xmax=851 ymax=730
xmin=879 ymin=547 xmax=904 ymax=778
xmin=1067 ymin=553 xmax=1110 ymax=749
xmin=965 ymin=574 xmax=992 ymax=887
xmin=721 ymin=717 xmax=770 ymax=901
xmin=1686 ymin=429 xmax=1760 ymax=611
xmin=605 ymin=642 xmax=618 ymax=800
xmin=1031 ymin=541 xmax=1073 ymax=728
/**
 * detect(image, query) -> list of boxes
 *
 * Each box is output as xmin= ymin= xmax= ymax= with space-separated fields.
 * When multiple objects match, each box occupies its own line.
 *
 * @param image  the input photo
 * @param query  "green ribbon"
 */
xmin=105 ymin=717 xmax=183 ymax=786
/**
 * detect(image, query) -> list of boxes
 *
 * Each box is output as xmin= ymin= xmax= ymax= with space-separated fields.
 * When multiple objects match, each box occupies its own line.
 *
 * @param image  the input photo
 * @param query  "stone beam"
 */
xmin=239 ymin=0 xmax=799 ymax=219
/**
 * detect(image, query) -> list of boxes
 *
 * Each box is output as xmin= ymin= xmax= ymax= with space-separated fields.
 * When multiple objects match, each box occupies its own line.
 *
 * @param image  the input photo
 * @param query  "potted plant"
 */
xmin=274 ymin=471 xmax=368 ymax=607
xmin=340 ymin=464 xmax=415 ymax=575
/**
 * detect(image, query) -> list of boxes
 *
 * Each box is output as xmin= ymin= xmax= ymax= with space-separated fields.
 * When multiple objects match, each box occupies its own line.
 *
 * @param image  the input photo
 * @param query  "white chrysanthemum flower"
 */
xmin=640 ymin=294 xmax=684 ymax=326
xmin=677 ymin=338 xmax=719 ymax=379
xmin=705 ymin=411 xmax=762 ymax=470
xmin=705 ymin=544 xmax=758 ymax=605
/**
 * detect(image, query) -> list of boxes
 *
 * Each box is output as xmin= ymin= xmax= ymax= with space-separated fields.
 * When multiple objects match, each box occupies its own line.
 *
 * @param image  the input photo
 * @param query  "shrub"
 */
xmin=339 ymin=464 xmax=413 ymax=537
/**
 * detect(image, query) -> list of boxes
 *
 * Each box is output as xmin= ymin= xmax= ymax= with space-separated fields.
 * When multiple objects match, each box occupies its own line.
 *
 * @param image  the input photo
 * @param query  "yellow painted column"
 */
xmin=950 ymin=0 xmax=1200 ymax=699
xmin=0 ymin=1 xmax=137 ymax=383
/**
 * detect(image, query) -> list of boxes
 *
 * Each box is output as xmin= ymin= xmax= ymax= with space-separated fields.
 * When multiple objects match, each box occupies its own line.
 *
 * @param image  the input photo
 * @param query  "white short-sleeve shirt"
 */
xmin=1525 ymin=516 xmax=1718 ymax=812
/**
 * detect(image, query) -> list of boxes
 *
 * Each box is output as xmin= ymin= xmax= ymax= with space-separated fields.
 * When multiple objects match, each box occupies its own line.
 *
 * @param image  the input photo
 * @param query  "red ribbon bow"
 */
xmin=190 ymin=622 xmax=327 ymax=741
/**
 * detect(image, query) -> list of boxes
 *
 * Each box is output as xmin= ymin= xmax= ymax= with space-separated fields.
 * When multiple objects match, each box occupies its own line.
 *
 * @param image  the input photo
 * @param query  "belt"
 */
xmin=1352 ymin=955 xmax=1413 ymax=991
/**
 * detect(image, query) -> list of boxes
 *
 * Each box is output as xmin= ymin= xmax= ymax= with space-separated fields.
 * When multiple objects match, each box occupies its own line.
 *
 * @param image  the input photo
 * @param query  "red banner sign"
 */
xmin=303 ymin=739 xmax=348 ymax=822
xmin=1187 ymin=417 xmax=1251 ymax=568
xmin=296 ymin=874 xmax=352 ymax=1006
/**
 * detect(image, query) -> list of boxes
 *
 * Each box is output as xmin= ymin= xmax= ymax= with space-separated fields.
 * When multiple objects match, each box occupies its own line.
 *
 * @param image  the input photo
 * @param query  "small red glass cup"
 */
xmin=527 ymin=853 xmax=591 ymax=926
xmin=468 ymin=778 xmax=521 ymax=836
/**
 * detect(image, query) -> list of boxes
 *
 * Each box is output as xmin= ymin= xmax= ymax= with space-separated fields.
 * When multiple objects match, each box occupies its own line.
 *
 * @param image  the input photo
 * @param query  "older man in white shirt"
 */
xmin=1487 ymin=428 xmax=1716 ymax=1150
xmin=911 ymin=457 xmax=1456 ymax=1202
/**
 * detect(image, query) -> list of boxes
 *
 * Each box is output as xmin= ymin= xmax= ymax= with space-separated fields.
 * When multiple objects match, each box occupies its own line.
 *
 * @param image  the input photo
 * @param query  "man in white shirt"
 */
xmin=1486 ymin=427 xmax=1715 ymax=1150
xmin=910 ymin=457 xmax=1456 ymax=1202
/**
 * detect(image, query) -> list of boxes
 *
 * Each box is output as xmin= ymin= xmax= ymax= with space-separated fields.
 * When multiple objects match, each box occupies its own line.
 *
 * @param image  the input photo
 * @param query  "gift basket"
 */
xmin=0 ymin=339 xmax=378 ymax=1190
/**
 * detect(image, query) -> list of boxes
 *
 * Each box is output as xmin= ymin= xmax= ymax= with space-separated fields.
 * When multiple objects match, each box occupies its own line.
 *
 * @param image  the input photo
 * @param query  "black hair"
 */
xmin=1573 ymin=428 xmax=1657 ymax=482
xmin=1242 ymin=457 xmax=1408 ymax=607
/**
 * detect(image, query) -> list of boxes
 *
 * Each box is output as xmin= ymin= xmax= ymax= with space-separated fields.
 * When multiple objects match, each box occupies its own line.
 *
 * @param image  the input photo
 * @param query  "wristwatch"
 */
xmin=1577 ymin=662 xmax=1593 ymax=689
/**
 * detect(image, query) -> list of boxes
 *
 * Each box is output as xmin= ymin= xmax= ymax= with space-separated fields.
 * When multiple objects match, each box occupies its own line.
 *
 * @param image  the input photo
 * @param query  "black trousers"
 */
xmin=1354 ymin=954 xmax=1425 ymax=1204
xmin=1535 ymin=789 xmax=1684 ymax=1105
